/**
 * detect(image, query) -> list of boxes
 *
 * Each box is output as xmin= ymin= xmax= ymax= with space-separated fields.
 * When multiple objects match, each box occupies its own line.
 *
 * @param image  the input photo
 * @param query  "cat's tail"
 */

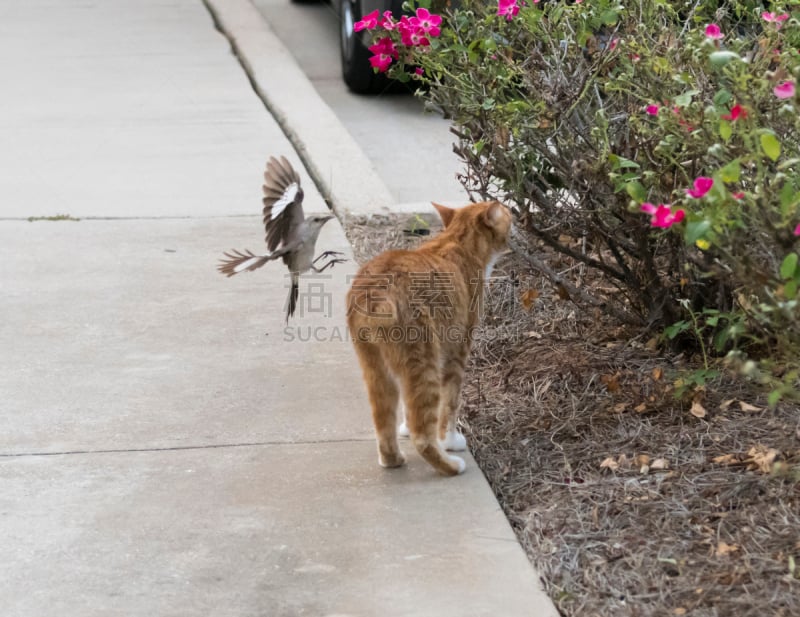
xmin=217 ymin=249 xmax=273 ymax=277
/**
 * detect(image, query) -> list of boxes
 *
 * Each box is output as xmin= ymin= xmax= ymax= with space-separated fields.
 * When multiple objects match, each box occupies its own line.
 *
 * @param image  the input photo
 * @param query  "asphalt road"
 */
xmin=252 ymin=0 xmax=468 ymax=209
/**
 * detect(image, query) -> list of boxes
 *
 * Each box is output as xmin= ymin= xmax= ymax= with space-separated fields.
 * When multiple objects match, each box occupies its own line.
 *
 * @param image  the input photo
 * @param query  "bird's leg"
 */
xmin=312 ymin=250 xmax=344 ymax=265
xmin=311 ymin=257 xmax=347 ymax=273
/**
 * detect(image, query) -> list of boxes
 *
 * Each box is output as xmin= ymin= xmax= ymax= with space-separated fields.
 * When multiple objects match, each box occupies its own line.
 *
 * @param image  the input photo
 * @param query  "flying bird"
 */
xmin=218 ymin=156 xmax=345 ymax=322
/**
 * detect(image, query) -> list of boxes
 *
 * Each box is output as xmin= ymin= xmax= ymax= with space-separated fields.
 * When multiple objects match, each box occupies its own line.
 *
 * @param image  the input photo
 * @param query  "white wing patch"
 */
xmin=233 ymin=255 xmax=269 ymax=273
xmin=271 ymin=182 xmax=299 ymax=220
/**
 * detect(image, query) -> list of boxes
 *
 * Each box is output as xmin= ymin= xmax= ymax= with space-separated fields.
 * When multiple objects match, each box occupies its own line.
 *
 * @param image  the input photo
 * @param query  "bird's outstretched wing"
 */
xmin=262 ymin=156 xmax=305 ymax=253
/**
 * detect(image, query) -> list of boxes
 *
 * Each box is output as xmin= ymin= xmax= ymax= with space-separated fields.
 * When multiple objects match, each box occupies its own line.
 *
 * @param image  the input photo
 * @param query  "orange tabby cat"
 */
xmin=347 ymin=201 xmax=512 ymax=476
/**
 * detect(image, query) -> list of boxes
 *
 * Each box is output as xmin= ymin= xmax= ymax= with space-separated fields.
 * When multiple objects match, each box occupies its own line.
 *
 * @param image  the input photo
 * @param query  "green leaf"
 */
xmin=781 ymin=196 xmax=800 ymax=219
xmin=609 ymin=154 xmax=640 ymax=170
xmin=713 ymin=89 xmax=732 ymax=106
xmin=618 ymin=158 xmax=640 ymax=169
xmin=625 ymin=180 xmax=647 ymax=202
xmin=481 ymin=97 xmax=495 ymax=110
xmin=600 ymin=9 xmax=620 ymax=25
xmin=665 ymin=320 xmax=690 ymax=339
xmin=760 ymin=132 xmax=781 ymax=161
xmin=685 ymin=220 xmax=711 ymax=245
xmin=713 ymin=327 xmax=731 ymax=351
xmin=653 ymin=57 xmax=671 ymax=75
xmin=501 ymin=100 xmax=532 ymax=114
xmin=768 ymin=389 xmax=783 ymax=407
xmin=719 ymin=159 xmax=740 ymax=183
xmin=549 ymin=3 xmax=564 ymax=24
xmin=674 ymin=89 xmax=699 ymax=107
xmin=780 ymin=182 xmax=796 ymax=214
xmin=780 ymin=253 xmax=798 ymax=280
xmin=709 ymin=51 xmax=741 ymax=66
xmin=719 ymin=120 xmax=732 ymax=142
xmin=784 ymin=279 xmax=798 ymax=299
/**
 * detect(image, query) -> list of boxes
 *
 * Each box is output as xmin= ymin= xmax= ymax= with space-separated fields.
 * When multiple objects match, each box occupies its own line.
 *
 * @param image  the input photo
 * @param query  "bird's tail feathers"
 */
xmin=285 ymin=275 xmax=299 ymax=324
xmin=217 ymin=249 xmax=272 ymax=277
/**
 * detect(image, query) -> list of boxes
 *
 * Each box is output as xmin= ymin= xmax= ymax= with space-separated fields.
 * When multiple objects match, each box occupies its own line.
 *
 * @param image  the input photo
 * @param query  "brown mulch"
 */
xmin=344 ymin=215 xmax=800 ymax=617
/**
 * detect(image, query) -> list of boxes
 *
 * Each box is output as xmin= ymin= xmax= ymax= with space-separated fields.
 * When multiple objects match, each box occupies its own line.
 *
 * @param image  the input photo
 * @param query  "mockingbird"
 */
xmin=218 ymin=156 xmax=345 ymax=322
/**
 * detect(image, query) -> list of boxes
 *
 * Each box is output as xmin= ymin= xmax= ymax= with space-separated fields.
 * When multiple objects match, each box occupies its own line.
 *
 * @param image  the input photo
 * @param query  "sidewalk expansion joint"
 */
xmin=0 ymin=437 xmax=374 ymax=459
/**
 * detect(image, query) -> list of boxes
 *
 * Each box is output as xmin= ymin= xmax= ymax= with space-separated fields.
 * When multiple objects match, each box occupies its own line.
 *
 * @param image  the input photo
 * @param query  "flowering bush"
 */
xmin=352 ymin=5 xmax=444 ymax=79
xmin=395 ymin=1 xmax=800 ymax=400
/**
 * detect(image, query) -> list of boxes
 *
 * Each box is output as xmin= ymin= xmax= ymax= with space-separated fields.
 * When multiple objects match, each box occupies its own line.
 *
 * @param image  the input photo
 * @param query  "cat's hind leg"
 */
xmin=397 ymin=350 xmax=465 ymax=476
xmin=438 ymin=349 xmax=468 ymax=452
xmin=397 ymin=401 xmax=410 ymax=438
xmin=352 ymin=340 xmax=405 ymax=468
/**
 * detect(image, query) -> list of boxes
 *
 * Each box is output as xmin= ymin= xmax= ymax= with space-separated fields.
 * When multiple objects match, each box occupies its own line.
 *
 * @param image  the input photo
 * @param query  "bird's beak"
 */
xmin=322 ymin=214 xmax=335 ymax=223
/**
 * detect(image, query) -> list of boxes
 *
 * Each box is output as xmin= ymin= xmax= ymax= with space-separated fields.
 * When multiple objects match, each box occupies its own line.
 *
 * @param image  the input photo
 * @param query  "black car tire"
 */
xmin=339 ymin=0 xmax=378 ymax=93
xmin=339 ymin=0 xmax=404 ymax=94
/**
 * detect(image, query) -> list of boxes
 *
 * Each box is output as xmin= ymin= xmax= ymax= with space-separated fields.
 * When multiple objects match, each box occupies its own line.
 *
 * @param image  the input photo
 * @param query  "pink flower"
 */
xmin=774 ymin=80 xmax=796 ymax=99
xmin=369 ymin=53 xmax=393 ymax=72
xmin=414 ymin=67 xmax=424 ymax=76
xmin=397 ymin=16 xmax=430 ymax=46
xmin=641 ymin=203 xmax=686 ymax=229
xmin=608 ymin=38 xmax=619 ymax=51
xmin=497 ymin=0 xmax=520 ymax=20
xmin=686 ymin=177 xmax=714 ymax=198
xmin=762 ymin=11 xmax=790 ymax=24
xmin=378 ymin=11 xmax=396 ymax=30
xmin=369 ymin=37 xmax=398 ymax=57
xmin=794 ymin=223 xmax=800 ymax=236
xmin=721 ymin=104 xmax=747 ymax=121
xmin=354 ymin=9 xmax=380 ymax=32
xmin=395 ymin=15 xmax=411 ymax=34
xmin=732 ymin=192 xmax=745 ymax=200
xmin=705 ymin=23 xmax=723 ymax=40
xmin=401 ymin=27 xmax=430 ymax=47
xmin=368 ymin=37 xmax=398 ymax=73
xmin=409 ymin=8 xmax=442 ymax=37
xmin=646 ymin=104 xmax=660 ymax=116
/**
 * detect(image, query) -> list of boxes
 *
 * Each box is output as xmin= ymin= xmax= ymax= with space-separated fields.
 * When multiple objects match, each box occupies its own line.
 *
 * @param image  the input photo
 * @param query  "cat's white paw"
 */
xmin=448 ymin=455 xmax=466 ymax=475
xmin=440 ymin=430 xmax=467 ymax=452
xmin=398 ymin=421 xmax=410 ymax=438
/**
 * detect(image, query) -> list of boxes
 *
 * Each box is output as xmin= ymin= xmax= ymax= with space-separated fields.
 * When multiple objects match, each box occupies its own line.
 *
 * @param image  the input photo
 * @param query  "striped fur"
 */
xmin=347 ymin=201 xmax=512 ymax=476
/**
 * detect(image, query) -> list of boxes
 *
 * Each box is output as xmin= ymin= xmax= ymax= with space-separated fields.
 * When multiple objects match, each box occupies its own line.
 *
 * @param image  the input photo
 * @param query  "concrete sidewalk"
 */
xmin=0 ymin=1 xmax=557 ymax=616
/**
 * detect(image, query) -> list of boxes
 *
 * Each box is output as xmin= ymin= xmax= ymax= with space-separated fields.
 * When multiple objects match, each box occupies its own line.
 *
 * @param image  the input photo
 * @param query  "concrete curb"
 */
xmin=203 ymin=0 xmax=395 ymax=221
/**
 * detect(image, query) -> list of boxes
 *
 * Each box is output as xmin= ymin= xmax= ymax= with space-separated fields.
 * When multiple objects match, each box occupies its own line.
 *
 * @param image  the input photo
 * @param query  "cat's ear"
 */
xmin=432 ymin=202 xmax=456 ymax=227
xmin=482 ymin=201 xmax=506 ymax=228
